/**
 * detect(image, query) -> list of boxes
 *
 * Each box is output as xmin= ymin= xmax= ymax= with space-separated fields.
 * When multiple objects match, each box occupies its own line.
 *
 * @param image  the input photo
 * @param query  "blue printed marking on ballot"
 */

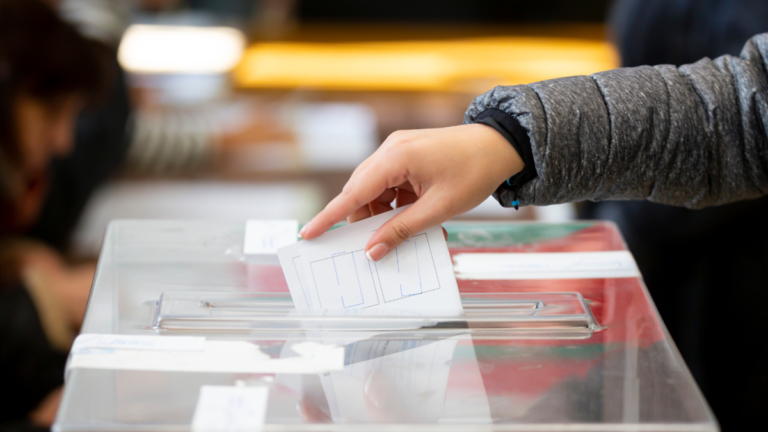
xmin=335 ymin=251 xmax=365 ymax=308
xmin=331 ymin=252 xmax=345 ymax=285
xmin=397 ymin=239 xmax=423 ymax=297
xmin=415 ymin=239 xmax=422 ymax=291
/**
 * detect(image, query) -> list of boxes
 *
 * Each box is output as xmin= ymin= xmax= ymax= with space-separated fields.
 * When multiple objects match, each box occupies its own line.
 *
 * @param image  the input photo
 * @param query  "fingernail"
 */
xmin=299 ymin=224 xmax=308 ymax=238
xmin=366 ymin=243 xmax=389 ymax=262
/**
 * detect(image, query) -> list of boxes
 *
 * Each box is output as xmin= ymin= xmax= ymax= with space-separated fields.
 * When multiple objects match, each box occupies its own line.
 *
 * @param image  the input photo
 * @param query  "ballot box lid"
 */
xmin=54 ymin=220 xmax=717 ymax=432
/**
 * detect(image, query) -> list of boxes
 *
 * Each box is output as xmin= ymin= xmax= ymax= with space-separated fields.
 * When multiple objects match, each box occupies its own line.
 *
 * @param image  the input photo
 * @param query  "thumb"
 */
xmin=364 ymin=197 xmax=448 ymax=262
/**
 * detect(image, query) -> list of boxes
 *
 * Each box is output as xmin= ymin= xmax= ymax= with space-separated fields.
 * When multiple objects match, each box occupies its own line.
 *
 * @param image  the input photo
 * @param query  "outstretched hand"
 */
xmin=299 ymin=124 xmax=524 ymax=261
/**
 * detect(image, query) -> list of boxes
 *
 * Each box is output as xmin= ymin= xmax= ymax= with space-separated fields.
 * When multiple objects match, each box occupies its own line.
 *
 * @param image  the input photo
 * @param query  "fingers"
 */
xmin=298 ymin=398 xmax=332 ymax=423
xmin=300 ymin=130 xmax=423 ymax=239
xmin=369 ymin=199 xmax=394 ymax=216
xmin=347 ymin=205 xmax=372 ymax=224
xmin=301 ymin=162 xmax=403 ymax=239
xmin=365 ymin=193 xmax=450 ymax=262
xmin=395 ymin=186 xmax=418 ymax=208
xmin=370 ymin=188 xmax=397 ymax=215
xmin=347 ymin=188 xmax=396 ymax=224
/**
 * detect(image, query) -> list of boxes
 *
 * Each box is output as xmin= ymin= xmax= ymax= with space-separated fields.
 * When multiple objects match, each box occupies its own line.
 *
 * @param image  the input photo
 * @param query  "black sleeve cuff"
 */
xmin=473 ymin=108 xmax=538 ymax=207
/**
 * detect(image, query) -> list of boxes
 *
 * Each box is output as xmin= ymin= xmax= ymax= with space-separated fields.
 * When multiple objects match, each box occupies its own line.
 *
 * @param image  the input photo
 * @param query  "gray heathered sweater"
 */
xmin=465 ymin=33 xmax=768 ymax=209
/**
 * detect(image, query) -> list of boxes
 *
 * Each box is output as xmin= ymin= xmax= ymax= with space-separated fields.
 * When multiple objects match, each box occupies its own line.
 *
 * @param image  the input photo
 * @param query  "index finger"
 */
xmin=300 ymin=161 xmax=404 ymax=239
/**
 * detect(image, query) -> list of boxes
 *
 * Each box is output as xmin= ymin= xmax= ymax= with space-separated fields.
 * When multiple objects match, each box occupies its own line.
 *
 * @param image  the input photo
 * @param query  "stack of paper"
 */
xmin=277 ymin=207 xmax=462 ymax=311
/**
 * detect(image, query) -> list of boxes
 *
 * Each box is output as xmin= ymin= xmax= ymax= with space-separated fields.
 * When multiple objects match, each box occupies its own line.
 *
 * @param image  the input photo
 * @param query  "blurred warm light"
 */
xmin=118 ymin=24 xmax=246 ymax=74
xmin=234 ymin=38 xmax=619 ymax=92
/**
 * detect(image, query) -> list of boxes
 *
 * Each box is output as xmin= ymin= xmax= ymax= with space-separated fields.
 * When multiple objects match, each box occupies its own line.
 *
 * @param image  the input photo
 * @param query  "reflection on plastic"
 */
xmin=191 ymin=385 xmax=268 ymax=432
xmin=279 ymin=335 xmax=491 ymax=424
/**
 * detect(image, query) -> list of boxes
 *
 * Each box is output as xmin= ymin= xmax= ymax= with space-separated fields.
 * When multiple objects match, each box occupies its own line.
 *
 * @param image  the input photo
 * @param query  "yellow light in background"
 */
xmin=234 ymin=37 xmax=619 ymax=92
xmin=118 ymin=24 xmax=246 ymax=74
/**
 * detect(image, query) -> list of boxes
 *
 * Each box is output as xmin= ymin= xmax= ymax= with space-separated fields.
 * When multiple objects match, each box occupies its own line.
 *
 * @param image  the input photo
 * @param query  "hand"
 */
xmin=30 ymin=387 xmax=62 ymax=428
xmin=299 ymin=123 xmax=524 ymax=261
xmin=1 ymin=241 xmax=94 ymax=329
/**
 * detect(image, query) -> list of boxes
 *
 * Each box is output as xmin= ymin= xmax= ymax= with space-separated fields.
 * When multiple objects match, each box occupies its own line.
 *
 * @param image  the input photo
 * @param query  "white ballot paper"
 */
xmin=278 ymin=206 xmax=461 ymax=311
xmin=277 ymin=240 xmax=314 ymax=309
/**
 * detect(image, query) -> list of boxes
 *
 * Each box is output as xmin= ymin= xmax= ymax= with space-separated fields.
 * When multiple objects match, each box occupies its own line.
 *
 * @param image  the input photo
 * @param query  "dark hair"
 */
xmin=0 ymin=0 xmax=111 ymax=160
xmin=0 ymin=0 xmax=112 ymax=235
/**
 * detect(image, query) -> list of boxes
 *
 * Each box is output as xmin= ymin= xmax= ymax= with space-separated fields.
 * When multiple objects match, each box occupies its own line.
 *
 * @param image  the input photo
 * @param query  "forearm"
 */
xmin=466 ymin=34 xmax=768 ymax=209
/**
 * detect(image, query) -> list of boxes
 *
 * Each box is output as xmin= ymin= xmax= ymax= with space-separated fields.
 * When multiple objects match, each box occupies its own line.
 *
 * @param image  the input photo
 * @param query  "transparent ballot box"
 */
xmin=55 ymin=220 xmax=717 ymax=431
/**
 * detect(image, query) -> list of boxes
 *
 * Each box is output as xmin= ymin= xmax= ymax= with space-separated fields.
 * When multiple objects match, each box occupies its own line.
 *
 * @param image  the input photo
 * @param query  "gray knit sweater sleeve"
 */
xmin=464 ymin=34 xmax=768 ymax=209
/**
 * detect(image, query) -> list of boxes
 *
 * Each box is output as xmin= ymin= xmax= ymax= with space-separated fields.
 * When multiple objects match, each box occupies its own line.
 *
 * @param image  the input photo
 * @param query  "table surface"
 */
xmin=55 ymin=220 xmax=717 ymax=431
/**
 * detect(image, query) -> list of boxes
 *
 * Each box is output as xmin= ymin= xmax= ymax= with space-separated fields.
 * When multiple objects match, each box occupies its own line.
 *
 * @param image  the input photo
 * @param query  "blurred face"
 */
xmin=15 ymin=94 xmax=81 ymax=174
xmin=14 ymin=96 xmax=82 ymax=176
xmin=8 ymin=93 xmax=83 ymax=227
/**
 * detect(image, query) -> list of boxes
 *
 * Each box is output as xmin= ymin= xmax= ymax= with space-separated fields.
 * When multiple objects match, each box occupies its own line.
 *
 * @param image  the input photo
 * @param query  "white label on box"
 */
xmin=73 ymin=334 xmax=205 ymax=351
xmin=191 ymin=386 xmax=269 ymax=432
xmin=68 ymin=340 xmax=344 ymax=374
xmin=453 ymin=251 xmax=640 ymax=280
xmin=244 ymin=220 xmax=299 ymax=256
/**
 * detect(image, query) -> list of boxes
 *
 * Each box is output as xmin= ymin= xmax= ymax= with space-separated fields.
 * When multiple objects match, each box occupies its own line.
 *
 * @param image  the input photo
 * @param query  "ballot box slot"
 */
xmin=201 ymin=298 xmax=544 ymax=310
xmin=152 ymin=291 xmax=597 ymax=338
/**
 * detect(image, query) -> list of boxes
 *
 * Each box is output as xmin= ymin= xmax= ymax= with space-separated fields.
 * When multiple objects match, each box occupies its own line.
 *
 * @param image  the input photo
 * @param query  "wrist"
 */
xmin=469 ymin=123 xmax=524 ymax=183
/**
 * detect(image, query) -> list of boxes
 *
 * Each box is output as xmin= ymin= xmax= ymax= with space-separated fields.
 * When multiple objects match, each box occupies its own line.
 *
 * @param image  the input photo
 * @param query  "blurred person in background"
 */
xmin=89 ymin=0 xmax=296 ymax=176
xmin=0 ymin=0 xmax=111 ymax=430
xmin=28 ymin=0 xmax=132 ymax=250
xmin=578 ymin=1 xmax=768 ymax=429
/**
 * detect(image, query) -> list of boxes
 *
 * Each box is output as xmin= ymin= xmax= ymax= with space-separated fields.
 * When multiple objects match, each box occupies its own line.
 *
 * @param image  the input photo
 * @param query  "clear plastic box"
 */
xmin=54 ymin=220 xmax=717 ymax=431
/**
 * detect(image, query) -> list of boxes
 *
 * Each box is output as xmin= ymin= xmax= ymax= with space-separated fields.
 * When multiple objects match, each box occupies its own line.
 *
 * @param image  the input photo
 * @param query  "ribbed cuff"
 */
xmin=473 ymin=108 xmax=537 ymax=208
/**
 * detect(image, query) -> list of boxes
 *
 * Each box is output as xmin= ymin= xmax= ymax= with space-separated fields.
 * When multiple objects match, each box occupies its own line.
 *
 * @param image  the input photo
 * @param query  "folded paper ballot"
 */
xmin=277 ymin=206 xmax=462 ymax=311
